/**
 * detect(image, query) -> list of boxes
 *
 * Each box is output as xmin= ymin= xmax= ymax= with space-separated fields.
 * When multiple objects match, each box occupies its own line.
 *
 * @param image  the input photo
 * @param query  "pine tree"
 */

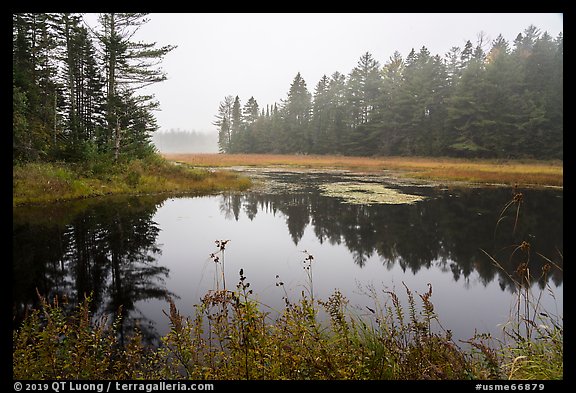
xmin=347 ymin=51 xmax=382 ymax=126
xmin=13 ymin=13 xmax=59 ymax=161
xmin=281 ymin=72 xmax=312 ymax=153
xmin=243 ymin=96 xmax=259 ymax=125
xmin=445 ymin=44 xmax=491 ymax=156
xmin=214 ymin=95 xmax=235 ymax=153
xmin=311 ymin=75 xmax=330 ymax=153
xmin=393 ymin=46 xmax=448 ymax=155
xmin=344 ymin=52 xmax=383 ymax=155
xmin=238 ymin=96 xmax=259 ymax=152
xmin=96 ymin=13 xmax=175 ymax=161
xmin=13 ymin=13 xmax=36 ymax=161
xmin=326 ymin=72 xmax=349 ymax=154
xmin=55 ymin=13 xmax=106 ymax=160
xmin=377 ymin=51 xmax=405 ymax=154
xmin=460 ymin=40 xmax=474 ymax=69
xmin=269 ymin=103 xmax=284 ymax=153
xmin=445 ymin=46 xmax=462 ymax=85
xmin=230 ymin=96 xmax=242 ymax=152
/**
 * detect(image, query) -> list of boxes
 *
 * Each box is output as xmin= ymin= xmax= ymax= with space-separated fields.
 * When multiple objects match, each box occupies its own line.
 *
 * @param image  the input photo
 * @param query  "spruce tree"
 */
xmin=281 ymin=72 xmax=312 ymax=153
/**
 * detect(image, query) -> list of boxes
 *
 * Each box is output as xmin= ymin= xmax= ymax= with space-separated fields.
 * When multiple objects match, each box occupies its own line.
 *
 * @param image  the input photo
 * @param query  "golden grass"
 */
xmin=13 ymin=159 xmax=252 ymax=206
xmin=162 ymin=153 xmax=563 ymax=187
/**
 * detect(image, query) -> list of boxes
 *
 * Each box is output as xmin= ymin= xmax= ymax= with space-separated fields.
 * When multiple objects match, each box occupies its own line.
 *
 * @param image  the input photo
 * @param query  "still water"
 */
xmin=13 ymin=170 xmax=563 ymax=345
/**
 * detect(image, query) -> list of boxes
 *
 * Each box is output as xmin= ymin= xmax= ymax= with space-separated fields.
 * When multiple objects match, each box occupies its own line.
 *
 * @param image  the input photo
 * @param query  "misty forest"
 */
xmin=13 ymin=13 xmax=176 ymax=163
xmin=215 ymin=28 xmax=562 ymax=159
xmin=13 ymin=13 xmax=563 ymax=162
xmin=151 ymin=129 xmax=218 ymax=153
xmin=13 ymin=13 xmax=563 ymax=382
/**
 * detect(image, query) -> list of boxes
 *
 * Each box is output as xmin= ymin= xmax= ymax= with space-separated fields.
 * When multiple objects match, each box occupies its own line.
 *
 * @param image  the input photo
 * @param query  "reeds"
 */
xmin=480 ymin=192 xmax=563 ymax=380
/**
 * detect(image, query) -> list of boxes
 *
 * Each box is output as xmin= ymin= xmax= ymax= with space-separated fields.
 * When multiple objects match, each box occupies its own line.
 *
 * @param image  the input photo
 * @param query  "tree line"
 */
xmin=13 ymin=13 xmax=175 ymax=163
xmin=215 ymin=26 xmax=562 ymax=159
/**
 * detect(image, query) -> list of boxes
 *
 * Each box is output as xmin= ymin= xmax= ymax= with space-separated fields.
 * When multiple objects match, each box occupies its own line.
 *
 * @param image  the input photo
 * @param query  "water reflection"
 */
xmin=13 ymin=171 xmax=563 ymax=344
xmin=218 ymin=172 xmax=563 ymax=293
xmin=13 ymin=195 xmax=173 ymax=345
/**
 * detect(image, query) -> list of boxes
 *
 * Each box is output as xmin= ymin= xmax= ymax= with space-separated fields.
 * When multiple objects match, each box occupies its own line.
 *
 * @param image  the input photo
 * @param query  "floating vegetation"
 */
xmin=319 ymin=182 xmax=426 ymax=205
xmin=243 ymin=173 xmax=308 ymax=194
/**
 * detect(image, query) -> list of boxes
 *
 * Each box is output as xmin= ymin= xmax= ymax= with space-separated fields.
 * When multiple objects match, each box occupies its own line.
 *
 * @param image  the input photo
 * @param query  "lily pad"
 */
xmin=319 ymin=182 xmax=426 ymax=205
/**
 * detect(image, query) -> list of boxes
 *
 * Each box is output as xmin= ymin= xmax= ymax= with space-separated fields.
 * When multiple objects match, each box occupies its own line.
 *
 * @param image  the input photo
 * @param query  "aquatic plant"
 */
xmin=319 ymin=182 xmax=426 ymax=205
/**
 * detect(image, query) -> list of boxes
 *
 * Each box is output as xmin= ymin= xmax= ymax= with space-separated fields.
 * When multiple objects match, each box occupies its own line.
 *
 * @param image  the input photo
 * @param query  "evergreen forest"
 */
xmin=215 ymin=26 xmax=563 ymax=159
xmin=12 ymin=13 xmax=175 ymax=163
xmin=13 ymin=14 xmax=563 ymax=163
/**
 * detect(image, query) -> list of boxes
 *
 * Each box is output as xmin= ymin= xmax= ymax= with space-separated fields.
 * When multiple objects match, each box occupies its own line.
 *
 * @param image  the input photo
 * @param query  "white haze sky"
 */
xmin=83 ymin=13 xmax=563 ymax=135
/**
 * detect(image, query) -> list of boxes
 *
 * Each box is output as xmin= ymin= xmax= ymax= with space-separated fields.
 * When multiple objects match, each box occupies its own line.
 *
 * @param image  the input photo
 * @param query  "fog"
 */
xmin=131 ymin=13 xmax=563 ymax=133
xmin=152 ymin=129 xmax=219 ymax=153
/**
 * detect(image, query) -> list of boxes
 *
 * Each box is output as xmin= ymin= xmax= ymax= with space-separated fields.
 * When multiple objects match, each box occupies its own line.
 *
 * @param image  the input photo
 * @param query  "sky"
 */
xmin=84 ymin=13 xmax=563 ymax=134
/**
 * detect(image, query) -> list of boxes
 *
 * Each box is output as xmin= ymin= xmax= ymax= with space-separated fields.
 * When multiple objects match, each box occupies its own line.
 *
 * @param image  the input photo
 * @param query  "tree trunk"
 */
xmin=114 ymin=116 xmax=121 ymax=161
xmin=107 ymin=13 xmax=120 ymax=160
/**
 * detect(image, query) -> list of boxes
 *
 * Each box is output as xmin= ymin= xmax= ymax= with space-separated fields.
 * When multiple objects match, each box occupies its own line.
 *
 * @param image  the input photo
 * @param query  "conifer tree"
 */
xmin=96 ymin=13 xmax=175 ymax=161
xmin=281 ymin=72 xmax=312 ymax=153
xmin=230 ymin=96 xmax=242 ymax=152
xmin=214 ymin=95 xmax=234 ymax=153
xmin=311 ymin=75 xmax=330 ymax=153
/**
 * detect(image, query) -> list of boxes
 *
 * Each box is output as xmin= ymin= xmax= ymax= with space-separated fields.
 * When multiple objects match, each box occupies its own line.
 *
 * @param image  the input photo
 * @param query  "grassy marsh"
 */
xmin=12 ymin=157 xmax=562 ymax=380
xmin=163 ymin=153 xmax=563 ymax=188
xmin=13 ymin=155 xmax=252 ymax=207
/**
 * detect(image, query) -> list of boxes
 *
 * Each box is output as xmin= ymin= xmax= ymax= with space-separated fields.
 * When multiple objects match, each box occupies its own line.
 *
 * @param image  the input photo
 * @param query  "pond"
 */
xmin=13 ymin=169 xmax=563 ymax=346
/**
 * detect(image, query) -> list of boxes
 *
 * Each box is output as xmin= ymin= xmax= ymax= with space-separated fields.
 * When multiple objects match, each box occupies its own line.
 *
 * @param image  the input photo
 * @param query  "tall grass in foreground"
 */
xmin=480 ymin=192 xmax=563 ymax=380
xmin=13 ymin=193 xmax=562 ymax=380
xmin=12 ymin=293 xmax=156 ymax=379
xmin=471 ymin=190 xmax=564 ymax=380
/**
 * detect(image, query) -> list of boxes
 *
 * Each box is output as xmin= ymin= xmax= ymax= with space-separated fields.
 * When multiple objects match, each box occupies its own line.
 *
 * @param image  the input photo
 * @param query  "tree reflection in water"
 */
xmin=13 ymin=195 xmax=174 ymax=346
xmin=13 ymin=172 xmax=563 ymax=344
xmin=218 ymin=172 xmax=563 ymax=293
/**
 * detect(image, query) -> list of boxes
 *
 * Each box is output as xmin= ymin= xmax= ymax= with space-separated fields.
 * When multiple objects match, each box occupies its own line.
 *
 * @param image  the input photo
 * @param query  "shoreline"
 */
xmin=13 ymin=153 xmax=563 ymax=207
xmin=163 ymin=153 xmax=563 ymax=189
